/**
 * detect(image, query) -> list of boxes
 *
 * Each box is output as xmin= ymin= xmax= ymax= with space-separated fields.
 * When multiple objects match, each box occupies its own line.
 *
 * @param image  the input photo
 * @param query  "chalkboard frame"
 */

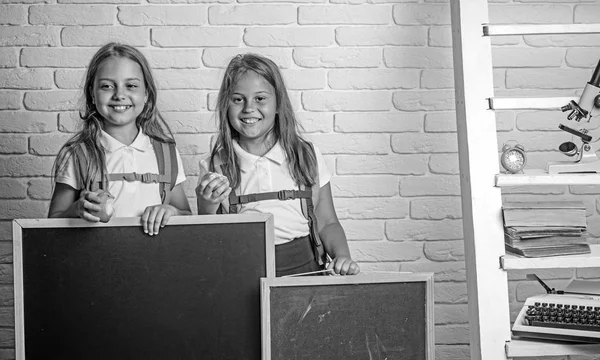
xmin=13 ymin=214 xmax=275 ymax=360
xmin=260 ymin=272 xmax=435 ymax=360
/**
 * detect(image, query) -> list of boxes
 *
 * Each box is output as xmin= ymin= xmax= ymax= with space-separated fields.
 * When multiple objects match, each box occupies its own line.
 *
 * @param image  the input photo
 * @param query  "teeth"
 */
xmin=112 ymin=105 xmax=130 ymax=111
xmin=241 ymin=118 xmax=259 ymax=124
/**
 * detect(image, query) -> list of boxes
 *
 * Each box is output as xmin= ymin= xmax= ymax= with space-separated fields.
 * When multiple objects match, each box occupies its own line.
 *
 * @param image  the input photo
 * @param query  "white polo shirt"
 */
xmin=56 ymin=129 xmax=186 ymax=218
xmin=198 ymin=140 xmax=331 ymax=245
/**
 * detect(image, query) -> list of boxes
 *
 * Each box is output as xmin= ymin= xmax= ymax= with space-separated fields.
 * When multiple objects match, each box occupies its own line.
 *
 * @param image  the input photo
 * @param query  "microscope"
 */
xmin=546 ymin=60 xmax=600 ymax=174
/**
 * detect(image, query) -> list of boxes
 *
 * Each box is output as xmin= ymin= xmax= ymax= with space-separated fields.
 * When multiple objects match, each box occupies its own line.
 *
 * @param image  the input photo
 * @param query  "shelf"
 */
xmin=495 ymin=169 xmax=600 ymax=187
xmin=484 ymin=24 xmax=600 ymax=36
xmin=488 ymin=97 xmax=575 ymax=110
xmin=502 ymin=245 xmax=600 ymax=270
xmin=506 ymin=339 xmax=600 ymax=357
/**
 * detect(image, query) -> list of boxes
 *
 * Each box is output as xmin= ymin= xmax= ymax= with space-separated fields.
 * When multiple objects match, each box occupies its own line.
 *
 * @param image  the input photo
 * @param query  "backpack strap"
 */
xmin=150 ymin=139 xmax=178 ymax=205
xmin=301 ymin=143 xmax=326 ymax=266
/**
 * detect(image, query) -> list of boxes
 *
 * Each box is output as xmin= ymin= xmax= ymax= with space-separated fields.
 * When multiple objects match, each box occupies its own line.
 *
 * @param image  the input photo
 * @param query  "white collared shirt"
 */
xmin=56 ymin=129 xmax=186 ymax=217
xmin=198 ymin=140 xmax=331 ymax=245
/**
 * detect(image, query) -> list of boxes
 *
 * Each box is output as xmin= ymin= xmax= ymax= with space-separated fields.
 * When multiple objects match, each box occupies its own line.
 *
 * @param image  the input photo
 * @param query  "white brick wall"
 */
xmin=1 ymin=1 xmax=600 ymax=359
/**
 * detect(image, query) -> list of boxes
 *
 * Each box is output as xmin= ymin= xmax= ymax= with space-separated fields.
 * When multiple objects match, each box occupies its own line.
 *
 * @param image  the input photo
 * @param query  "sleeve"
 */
xmin=196 ymin=154 xmax=212 ymax=188
xmin=313 ymin=144 xmax=332 ymax=187
xmin=55 ymin=151 xmax=83 ymax=190
xmin=174 ymin=148 xmax=186 ymax=186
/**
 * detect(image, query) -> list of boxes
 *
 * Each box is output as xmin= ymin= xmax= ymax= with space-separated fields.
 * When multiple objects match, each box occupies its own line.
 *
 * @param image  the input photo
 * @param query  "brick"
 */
xmin=428 ymin=25 xmax=451 ymax=47
xmin=435 ymin=282 xmax=468 ymax=304
xmin=335 ymin=198 xmax=408 ymax=219
xmin=566 ymin=48 xmax=600 ymax=68
xmin=392 ymin=133 xmax=457 ymax=153
xmin=303 ymin=91 xmax=390 ymax=111
xmin=497 ymin=131 xmax=568 ymax=152
xmin=181 ymin=155 xmax=200 ymax=176
xmin=495 ymin=111 xmax=515 ymax=131
xmin=119 ymin=5 xmax=207 ymax=25
xmin=489 ymin=4 xmax=570 ymax=24
xmin=153 ymin=27 xmax=241 ymax=47
xmin=154 ymin=69 xmax=222 ymax=90
xmin=507 ymin=69 xmax=590 ymax=89
xmin=58 ymin=112 xmax=83 ymax=133
xmin=358 ymin=262 xmax=402 ymax=273
xmin=0 ymin=156 xmax=54 ymax=176
xmin=0 ymin=135 xmax=26 ymax=154
xmin=157 ymin=90 xmax=207 ymax=111
xmin=209 ymin=5 xmax=294 ymax=25
xmin=384 ymin=47 xmax=453 ymax=68
xmin=508 ymin=268 xmax=572 ymax=282
xmin=0 ymin=5 xmax=26 ymax=25
xmin=203 ymin=48 xmax=291 ymax=68
xmin=331 ymin=176 xmax=398 ymax=197
xmin=0 ymin=92 xmax=21 ymax=110
xmin=30 ymin=5 xmax=115 ymax=25
xmin=350 ymin=241 xmax=422 ymax=262
xmin=392 ymin=90 xmax=455 ymax=111
xmin=0 ymin=328 xmax=14 ymax=347
xmin=400 ymin=175 xmax=461 ymax=196
xmin=299 ymin=5 xmax=390 ymax=25
xmin=525 ymin=34 xmax=600 ymax=47
xmin=1 ymin=0 xmax=51 ymax=3
xmin=434 ymin=304 xmax=468 ymax=326
xmin=311 ymin=134 xmax=390 ymax=154
xmin=0 ymin=307 xmax=14 ymax=327
xmin=29 ymin=134 xmax=72 ymax=155
xmin=388 ymin=219 xmax=463 ymax=241
xmin=172 ymin=134 xmax=211 ymax=155
xmin=147 ymin=0 xmax=232 ymax=2
xmin=423 ymin=111 xmax=456 ymax=133
xmin=400 ymin=262 xmax=466 ymax=283
xmin=436 ymin=325 xmax=469 ymax=345
xmin=0 ymin=26 xmax=59 ymax=46
xmin=0 ymin=69 xmax=53 ymax=89
xmin=27 ymin=178 xmax=52 ymax=200
xmin=393 ymin=4 xmax=449 ymax=25
xmin=501 ymin=185 xmax=564 ymax=196
xmin=0 ymin=112 xmax=56 ymax=133
xmin=163 ymin=112 xmax=217 ymax=133
xmin=334 ymin=113 xmax=422 ymax=133
xmin=293 ymin=48 xmax=381 ymax=68
xmin=337 ymin=155 xmax=428 ymax=175
xmin=0 ymin=241 xmax=11 ymax=263
xmin=20 ymin=48 xmax=96 ymax=68
xmin=59 ymin=0 xmax=140 ymax=2
xmin=0 ymin=200 xmax=48 ymax=219
xmin=0 ymin=264 xmax=12 ymax=285
xmin=336 ymin=26 xmax=426 ymax=46
xmin=429 ymin=154 xmax=459 ymax=175
xmin=62 ymin=26 xmax=148 ymax=46
xmin=436 ymin=345 xmax=469 ymax=360
xmin=54 ymin=69 xmax=86 ymax=89
xmin=0 ymin=348 xmax=15 ymax=360
xmin=141 ymin=49 xmax=203 ymax=69
xmin=0 ymin=179 xmax=26 ymax=199
xmin=492 ymin=48 xmax=564 ymax=68
xmin=296 ymin=112 xmax=333 ymax=133
xmin=244 ymin=27 xmax=334 ymax=47
xmin=575 ymin=5 xmax=600 ymax=24
xmin=328 ymin=69 xmax=418 ymax=90
xmin=421 ymin=69 xmax=454 ymax=89
xmin=515 ymin=110 xmax=566 ymax=131
xmin=0 ymin=48 xmax=17 ymax=68
xmin=339 ymin=220 xmax=384 ymax=241
xmin=24 ymin=91 xmax=79 ymax=112
xmin=282 ymin=69 xmax=325 ymax=90
xmin=238 ymin=0 xmax=323 ymax=3
xmin=411 ymin=197 xmax=462 ymax=220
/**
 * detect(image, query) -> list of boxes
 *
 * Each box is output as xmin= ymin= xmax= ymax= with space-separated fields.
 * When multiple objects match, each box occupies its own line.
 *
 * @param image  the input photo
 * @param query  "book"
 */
xmin=504 ymin=233 xmax=589 ymax=249
xmin=505 ymin=243 xmax=591 ymax=258
xmin=504 ymin=226 xmax=584 ymax=239
xmin=502 ymin=201 xmax=587 ymax=228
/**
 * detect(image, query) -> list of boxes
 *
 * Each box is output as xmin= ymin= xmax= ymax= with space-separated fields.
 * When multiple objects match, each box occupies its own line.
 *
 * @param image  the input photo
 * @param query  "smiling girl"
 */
xmin=49 ymin=43 xmax=191 ymax=235
xmin=196 ymin=53 xmax=359 ymax=277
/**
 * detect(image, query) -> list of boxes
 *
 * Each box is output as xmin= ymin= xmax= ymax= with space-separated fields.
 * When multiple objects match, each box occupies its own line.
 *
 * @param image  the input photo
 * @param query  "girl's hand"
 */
xmin=327 ymin=256 xmax=360 ymax=275
xmin=141 ymin=204 xmax=178 ymax=236
xmin=75 ymin=190 xmax=103 ymax=222
xmin=196 ymin=172 xmax=231 ymax=205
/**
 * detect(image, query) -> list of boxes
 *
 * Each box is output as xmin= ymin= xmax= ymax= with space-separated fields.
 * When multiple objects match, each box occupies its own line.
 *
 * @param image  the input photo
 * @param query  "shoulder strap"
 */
xmin=75 ymin=142 xmax=105 ymax=192
xmin=150 ymin=139 xmax=178 ymax=205
xmin=300 ymin=142 xmax=326 ymax=266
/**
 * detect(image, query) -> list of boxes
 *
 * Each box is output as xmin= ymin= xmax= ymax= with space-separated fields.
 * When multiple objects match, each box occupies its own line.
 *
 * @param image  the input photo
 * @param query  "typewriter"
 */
xmin=512 ymin=275 xmax=600 ymax=343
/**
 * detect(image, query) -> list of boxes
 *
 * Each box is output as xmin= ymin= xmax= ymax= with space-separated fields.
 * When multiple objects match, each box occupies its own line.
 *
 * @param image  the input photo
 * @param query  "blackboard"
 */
xmin=13 ymin=215 xmax=275 ymax=360
xmin=261 ymin=272 xmax=434 ymax=360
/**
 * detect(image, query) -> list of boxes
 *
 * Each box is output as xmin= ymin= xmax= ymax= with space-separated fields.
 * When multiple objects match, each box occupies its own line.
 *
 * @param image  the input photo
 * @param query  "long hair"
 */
xmin=211 ymin=53 xmax=318 ymax=189
xmin=52 ymin=42 xmax=174 ymax=190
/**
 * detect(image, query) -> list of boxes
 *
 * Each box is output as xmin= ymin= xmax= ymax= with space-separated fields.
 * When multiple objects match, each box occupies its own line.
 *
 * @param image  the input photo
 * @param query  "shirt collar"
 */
xmin=100 ymin=128 xmax=150 ymax=153
xmin=233 ymin=140 xmax=286 ymax=172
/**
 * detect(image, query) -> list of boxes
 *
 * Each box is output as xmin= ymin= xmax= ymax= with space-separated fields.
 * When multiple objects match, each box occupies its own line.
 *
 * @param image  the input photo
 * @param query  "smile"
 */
xmin=110 ymin=105 xmax=132 ymax=112
xmin=240 ymin=117 xmax=260 ymax=124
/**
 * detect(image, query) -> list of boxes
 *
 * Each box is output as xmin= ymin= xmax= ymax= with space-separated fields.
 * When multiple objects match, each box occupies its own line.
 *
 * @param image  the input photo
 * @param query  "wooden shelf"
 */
xmin=506 ymin=339 xmax=600 ymax=357
xmin=489 ymin=97 xmax=575 ymax=110
xmin=484 ymin=24 xmax=600 ymax=36
xmin=502 ymin=245 xmax=600 ymax=270
xmin=496 ymin=169 xmax=600 ymax=187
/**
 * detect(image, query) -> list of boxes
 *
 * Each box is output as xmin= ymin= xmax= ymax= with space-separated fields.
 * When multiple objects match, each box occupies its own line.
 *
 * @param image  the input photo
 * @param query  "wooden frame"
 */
xmin=260 ymin=272 xmax=435 ymax=360
xmin=13 ymin=214 xmax=275 ymax=360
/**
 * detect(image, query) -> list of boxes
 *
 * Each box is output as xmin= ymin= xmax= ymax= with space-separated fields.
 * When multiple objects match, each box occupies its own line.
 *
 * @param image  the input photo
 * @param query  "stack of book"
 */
xmin=502 ymin=200 xmax=590 ymax=257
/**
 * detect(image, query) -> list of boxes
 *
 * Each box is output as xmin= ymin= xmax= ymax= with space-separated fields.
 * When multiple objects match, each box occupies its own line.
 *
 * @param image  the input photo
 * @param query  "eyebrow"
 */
xmin=97 ymin=77 xmax=142 ymax=82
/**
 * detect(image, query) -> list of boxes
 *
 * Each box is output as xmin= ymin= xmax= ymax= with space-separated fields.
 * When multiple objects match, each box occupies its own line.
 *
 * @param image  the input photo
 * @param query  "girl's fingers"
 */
xmin=152 ymin=208 xmax=166 ymax=235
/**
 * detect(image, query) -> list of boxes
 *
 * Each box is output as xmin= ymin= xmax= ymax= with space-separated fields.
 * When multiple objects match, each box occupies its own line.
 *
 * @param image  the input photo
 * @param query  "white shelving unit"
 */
xmin=450 ymin=1 xmax=600 ymax=359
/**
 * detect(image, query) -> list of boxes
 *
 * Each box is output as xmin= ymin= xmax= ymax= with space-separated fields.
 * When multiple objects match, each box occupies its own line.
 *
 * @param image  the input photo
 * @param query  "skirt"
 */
xmin=275 ymin=235 xmax=324 ymax=277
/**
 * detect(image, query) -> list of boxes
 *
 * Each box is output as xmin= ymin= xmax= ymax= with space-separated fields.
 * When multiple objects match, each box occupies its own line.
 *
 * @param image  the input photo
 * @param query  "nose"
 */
xmin=112 ymin=87 xmax=126 ymax=100
xmin=242 ymin=101 xmax=255 ymax=113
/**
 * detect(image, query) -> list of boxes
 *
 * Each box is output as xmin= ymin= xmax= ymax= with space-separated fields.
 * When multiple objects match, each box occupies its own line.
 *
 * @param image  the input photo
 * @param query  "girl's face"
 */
xmin=92 ymin=57 xmax=147 ymax=136
xmin=228 ymin=71 xmax=277 ymax=147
